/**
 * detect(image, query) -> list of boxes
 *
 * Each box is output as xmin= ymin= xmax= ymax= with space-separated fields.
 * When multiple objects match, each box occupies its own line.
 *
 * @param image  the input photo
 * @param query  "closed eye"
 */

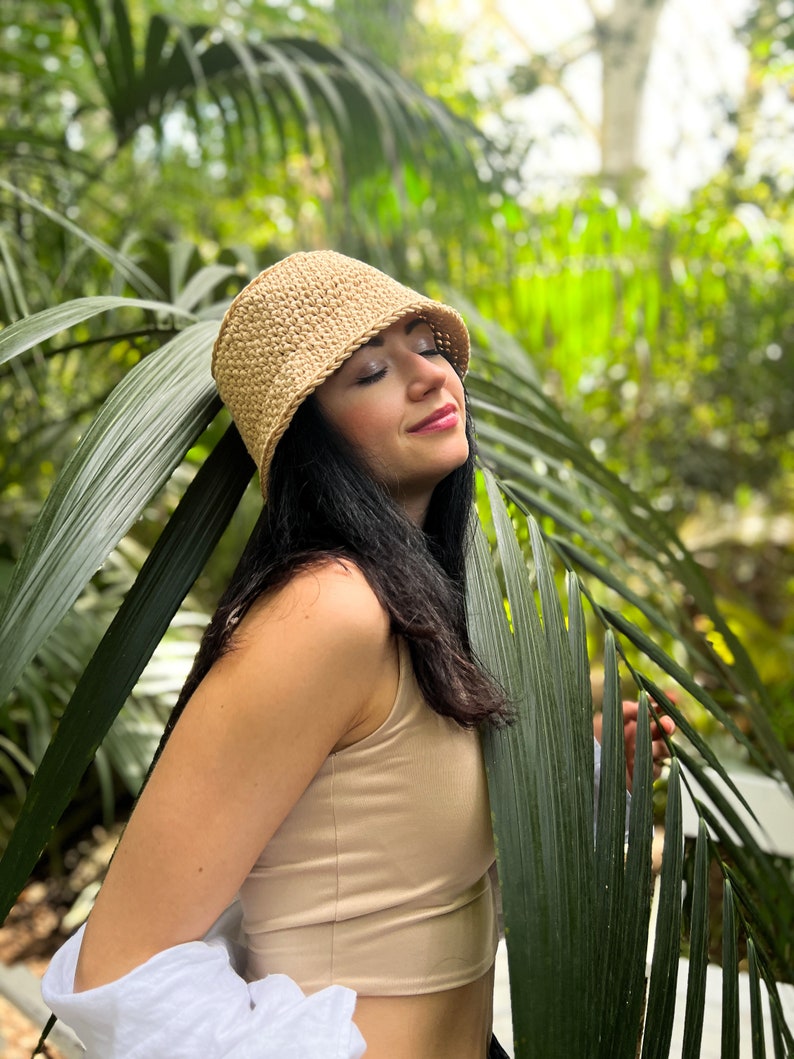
xmin=355 ymin=348 xmax=442 ymax=384
xmin=356 ymin=367 xmax=388 ymax=386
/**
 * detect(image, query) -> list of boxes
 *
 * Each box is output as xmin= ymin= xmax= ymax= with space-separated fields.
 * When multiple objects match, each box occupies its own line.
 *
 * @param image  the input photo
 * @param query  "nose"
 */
xmin=406 ymin=352 xmax=449 ymax=401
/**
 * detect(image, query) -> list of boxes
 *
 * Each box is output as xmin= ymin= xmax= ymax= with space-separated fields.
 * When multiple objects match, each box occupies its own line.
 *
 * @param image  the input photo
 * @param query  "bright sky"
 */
xmin=428 ymin=0 xmax=789 ymax=206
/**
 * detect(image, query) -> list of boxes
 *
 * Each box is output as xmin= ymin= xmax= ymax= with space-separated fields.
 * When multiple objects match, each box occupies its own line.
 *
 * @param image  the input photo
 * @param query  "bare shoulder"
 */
xmin=195 ymin=558 xmax=393 ymax=741
xmin=235 ymin=558 xmax=390 ymax=656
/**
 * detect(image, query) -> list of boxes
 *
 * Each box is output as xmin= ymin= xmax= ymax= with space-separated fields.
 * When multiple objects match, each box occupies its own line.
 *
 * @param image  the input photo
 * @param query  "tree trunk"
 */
xmin=600 ymin=0 xmax=667 ymax=195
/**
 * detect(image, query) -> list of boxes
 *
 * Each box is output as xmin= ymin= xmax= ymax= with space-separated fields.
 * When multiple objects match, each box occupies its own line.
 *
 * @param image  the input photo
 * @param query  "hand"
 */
xmin=620 ymin=700 xmax=676 ymax=791
xmin=593 ymin=701 xmax=676 ymax=792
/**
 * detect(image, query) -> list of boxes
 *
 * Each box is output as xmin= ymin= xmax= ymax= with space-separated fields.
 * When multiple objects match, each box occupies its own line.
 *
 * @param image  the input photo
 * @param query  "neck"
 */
xmin=393 ymin=486 xmax=432 ymax=527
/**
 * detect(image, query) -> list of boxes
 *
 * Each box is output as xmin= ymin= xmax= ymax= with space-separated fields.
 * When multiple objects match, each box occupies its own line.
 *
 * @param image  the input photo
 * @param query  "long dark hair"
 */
xmin=154 ymin=393 xmax=509 ymax=763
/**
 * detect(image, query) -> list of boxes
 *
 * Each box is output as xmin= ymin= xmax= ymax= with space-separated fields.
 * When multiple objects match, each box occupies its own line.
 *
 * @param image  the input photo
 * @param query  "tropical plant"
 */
xmin=2 ymin=2 xmax=792 ymax=1053
xmin=0 ymin=535 xmax=210 ymax=854
xmin=0 ymin=0 xmax=495 ymax=857
xmin=0 ymin=0 xmax=485 ymax=274
xmin=0 ymin=216 xmax=792 ymax=1054
xmin=0 ymin=0 xmax=491 ymax=334
xmin=393 ymin=191 xmax=794 ymax=747
xmin=469 ymin=479 xmax=793 ymax=1057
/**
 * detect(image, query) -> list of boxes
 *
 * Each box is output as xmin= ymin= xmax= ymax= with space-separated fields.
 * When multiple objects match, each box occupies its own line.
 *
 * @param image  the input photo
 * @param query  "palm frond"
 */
xmin=681 ymin=821 xmax=710 ymax=1059
xmin=0 ymin=179 xmax=165 ymax=299
xmin=65 ymin=0 xmax=481 ymax=186
xmin=0 ymin=295 xmax=195 ymax=369
xmin=641 ymin=761 xmax=684 ymax=1059
xmin=471 ymin=474 xmax=793 ymax=1056
xmin=0 ymin=317 xmax=221 ymax=709
xmin=467 ymin=344 xmax=794 ymax=793
xmin=0 ymin=262 xmax=790 ymax=1055
xmin=469 ymin=482 xmax=599 ymax=1054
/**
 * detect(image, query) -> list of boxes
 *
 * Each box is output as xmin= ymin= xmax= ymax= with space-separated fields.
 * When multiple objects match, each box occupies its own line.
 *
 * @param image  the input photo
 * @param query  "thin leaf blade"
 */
xmin=0 ymin=321 xmax=221 ymax=709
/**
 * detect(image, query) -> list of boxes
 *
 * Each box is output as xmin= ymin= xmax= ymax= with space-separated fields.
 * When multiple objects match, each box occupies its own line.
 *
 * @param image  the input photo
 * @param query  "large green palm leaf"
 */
xmin=0 ymin=420 xmax=253 ymax=909
xmin=465 ymin=349 xmax=793 ymax=790
xmin=469 ymin=477 xmax=793 ymax=1057
xmin=0 ymin=312 xmax=221 ymax=709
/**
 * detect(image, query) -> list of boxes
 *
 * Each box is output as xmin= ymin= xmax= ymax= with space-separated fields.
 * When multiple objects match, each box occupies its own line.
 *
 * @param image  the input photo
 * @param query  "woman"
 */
xmin=43 ymin=251 xmax=672 ymax=1058
xmin=44 ymin=250 xmax=511 ymax=1058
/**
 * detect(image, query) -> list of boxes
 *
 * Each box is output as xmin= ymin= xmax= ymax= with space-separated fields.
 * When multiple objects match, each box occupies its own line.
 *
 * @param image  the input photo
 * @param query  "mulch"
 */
xmin=0 ymin=889 xmax=70 ymax=1059
xmin=0 ymin=826 xmax=121 ymax=1059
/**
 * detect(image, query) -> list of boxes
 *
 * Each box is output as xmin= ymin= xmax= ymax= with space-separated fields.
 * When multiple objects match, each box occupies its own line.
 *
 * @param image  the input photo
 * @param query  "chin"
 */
xmin=430 ymin=445 xmax=470 ymax=485
xmin=446 ymin=439 xmax=471 ymax=472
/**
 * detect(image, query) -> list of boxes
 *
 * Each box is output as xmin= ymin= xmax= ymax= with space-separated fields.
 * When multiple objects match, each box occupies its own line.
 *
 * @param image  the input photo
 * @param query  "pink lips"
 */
xmin=408 ymin=403 xmax=459 ymax=434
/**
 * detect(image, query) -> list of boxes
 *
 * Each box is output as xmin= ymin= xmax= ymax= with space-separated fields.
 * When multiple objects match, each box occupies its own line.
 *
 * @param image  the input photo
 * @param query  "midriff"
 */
xmin=351 ymin=964 xmax=495 ymax=1059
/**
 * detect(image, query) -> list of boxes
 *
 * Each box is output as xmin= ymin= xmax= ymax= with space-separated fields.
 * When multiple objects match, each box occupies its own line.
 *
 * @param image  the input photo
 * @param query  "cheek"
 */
xmin=321 ymin=400 xmax=392 ymax=456
xmin=448 ymin=370 xmax=466 ymax=406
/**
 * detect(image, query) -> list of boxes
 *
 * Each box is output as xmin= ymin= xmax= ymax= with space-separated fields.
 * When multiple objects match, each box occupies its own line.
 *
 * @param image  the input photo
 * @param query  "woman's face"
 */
xmin=314 ymin=314 xmax=469 ymax=523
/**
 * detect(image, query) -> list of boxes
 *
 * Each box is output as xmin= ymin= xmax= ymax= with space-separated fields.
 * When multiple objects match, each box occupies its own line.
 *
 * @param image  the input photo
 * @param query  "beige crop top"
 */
xmin=239 ymin=636 xmax=498 ymax=996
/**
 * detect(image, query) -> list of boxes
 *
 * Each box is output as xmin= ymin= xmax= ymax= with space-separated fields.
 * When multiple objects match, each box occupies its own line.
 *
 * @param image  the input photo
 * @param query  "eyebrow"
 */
xmin=362 ymin=316 xmax=428 ymax=348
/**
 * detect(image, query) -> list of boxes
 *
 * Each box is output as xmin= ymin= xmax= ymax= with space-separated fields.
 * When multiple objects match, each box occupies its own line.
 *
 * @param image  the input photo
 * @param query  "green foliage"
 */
xmin=1 ymin=201 xmax=792 ymax=1052
xmin=0 ymin=542 xmax=211 ymax=853
xmin=469 ymin=480 xmax=792 ymax=1057
xmin=0 ymin=423 xmax=252 ymax=899
xmin=419 ymin=190 xmax=794 ymax=754
xmin=431 ymin=192 xmax=794 ymax=509
xmin=0 ymin=0 xmax=487 ymax=326
xmin=1 ymin=3 xmax=792 ymax=1052
xmin=465 ymin=322 xmax=792 ymax=780
xmin=0 ymin=0 xmax=492 ymax=859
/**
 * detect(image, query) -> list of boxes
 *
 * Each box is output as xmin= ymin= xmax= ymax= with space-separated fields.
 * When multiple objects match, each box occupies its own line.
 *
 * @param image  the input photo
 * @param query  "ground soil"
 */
xmin=0 ymin=826 xmax=121 ymax=1058
xmin=0 ymin=888 xmax=71 ymax=1059
xmin=0 ymin=988 xmax=68 ymax=1059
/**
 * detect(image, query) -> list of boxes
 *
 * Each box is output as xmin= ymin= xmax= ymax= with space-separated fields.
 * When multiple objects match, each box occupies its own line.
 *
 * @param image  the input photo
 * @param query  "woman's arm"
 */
xmin=75 ymin=561 xmax=393 ymax=991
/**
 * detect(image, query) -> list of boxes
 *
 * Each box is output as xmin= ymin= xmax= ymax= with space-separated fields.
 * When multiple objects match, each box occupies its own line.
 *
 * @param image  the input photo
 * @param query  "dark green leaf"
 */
xmin=747 ymin=939 xmax=767 ymax=1059
xmin=721 ymin=879 xmax=740 ymax=1059
xmin=681 ymin=819 xmax=710 ymax=1059
xmin=641 ymin=760 xmax=684 ymax=1059
xmin=0 ymin=179 xmax=164 ymax=298
xmin=594 ymin=634 xmax=629 ymax=1051
xmin=603 ymin=693 xmax=654 ymax=1057
xmin=0 ymin=425 xmax=254 ymax=922
xmin=0 ymin=297 xmax=196 ymax=368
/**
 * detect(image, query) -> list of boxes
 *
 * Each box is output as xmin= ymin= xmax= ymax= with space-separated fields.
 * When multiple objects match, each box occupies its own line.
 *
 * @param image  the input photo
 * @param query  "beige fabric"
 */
xmin=239 ymin=638 xmax=497 ymax=995
xmin=211 ymin=250 xmax=470 ymax=499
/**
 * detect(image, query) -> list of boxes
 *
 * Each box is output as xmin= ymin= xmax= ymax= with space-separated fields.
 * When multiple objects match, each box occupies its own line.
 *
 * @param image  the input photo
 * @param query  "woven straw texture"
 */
xmin=211 ymin=250 xmax=470 ymax=498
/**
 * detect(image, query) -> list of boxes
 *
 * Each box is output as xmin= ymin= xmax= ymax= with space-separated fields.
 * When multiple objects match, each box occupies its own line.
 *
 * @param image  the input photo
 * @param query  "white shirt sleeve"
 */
xmin=592 ymin=735 xmax=631 ymax=842
xmin=41 ymin=905 xmax=366 ymax=1059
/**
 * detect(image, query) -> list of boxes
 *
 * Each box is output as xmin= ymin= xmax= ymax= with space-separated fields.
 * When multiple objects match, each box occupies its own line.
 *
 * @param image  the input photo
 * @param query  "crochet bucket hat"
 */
xmin=211 ymin=249 xmax=470 ymax=499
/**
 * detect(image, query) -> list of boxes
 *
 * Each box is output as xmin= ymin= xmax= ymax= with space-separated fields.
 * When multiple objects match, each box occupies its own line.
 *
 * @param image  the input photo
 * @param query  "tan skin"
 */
xmin=593 ymin=705 xmax=676 ymax=793
xmin=75 ymin=316 xmax=671 ymax=1058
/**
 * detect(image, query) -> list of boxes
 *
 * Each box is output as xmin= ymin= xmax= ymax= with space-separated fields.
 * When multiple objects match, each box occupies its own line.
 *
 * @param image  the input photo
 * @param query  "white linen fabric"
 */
xmin=41 ymin=903 xmax=366 ymax=1059
xmin=592 ymin=735 xmax=632 ymax=840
